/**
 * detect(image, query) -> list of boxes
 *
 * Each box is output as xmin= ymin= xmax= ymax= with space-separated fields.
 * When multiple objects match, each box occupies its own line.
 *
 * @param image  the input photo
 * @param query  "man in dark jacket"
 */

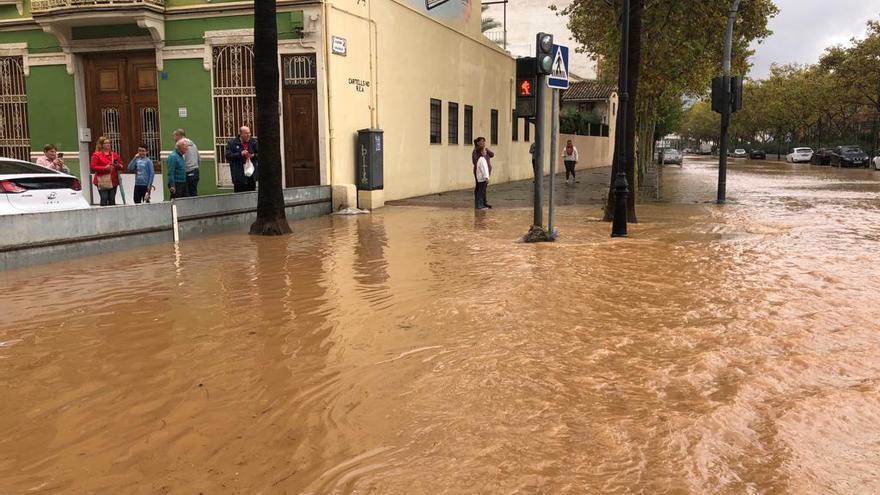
xmin=225 ymin=125 xmax=258 ymax=192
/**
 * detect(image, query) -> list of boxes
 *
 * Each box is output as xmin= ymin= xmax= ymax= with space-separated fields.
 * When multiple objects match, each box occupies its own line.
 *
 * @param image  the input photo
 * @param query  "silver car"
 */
xmin=659 ymin=148 xmax=683 ymax=165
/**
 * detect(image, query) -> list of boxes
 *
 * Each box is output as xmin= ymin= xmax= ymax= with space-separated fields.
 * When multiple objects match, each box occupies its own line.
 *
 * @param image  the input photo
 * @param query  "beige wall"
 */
xmin=325 ymin=0 xmax=537 ymax=202
xmin=557 ymin=134 xmax=612 ymax=171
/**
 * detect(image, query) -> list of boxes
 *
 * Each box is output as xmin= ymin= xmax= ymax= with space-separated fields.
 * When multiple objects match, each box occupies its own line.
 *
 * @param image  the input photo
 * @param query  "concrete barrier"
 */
xmin=1 ymin=186 xmax=332 ymax=271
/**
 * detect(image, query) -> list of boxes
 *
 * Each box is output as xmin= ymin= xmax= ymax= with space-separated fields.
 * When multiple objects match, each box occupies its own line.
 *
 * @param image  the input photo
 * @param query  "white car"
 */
xmin=786 ymin=147 xmax=814 ymax=163
xmin=0 ymin=158 xmax=89 ymax=215
xmin=874 ymin=155 xmax=880 ymax=170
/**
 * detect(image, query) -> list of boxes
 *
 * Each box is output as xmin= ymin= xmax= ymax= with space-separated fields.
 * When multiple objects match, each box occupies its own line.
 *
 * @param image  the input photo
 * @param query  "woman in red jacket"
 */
xmin=91 ymin=136 xmax=123 ymax=206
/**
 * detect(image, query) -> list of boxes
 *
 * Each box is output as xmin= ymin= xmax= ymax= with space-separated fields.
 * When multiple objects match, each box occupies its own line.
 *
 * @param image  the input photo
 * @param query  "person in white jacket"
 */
xmin=475 ymin=148 xmax=491 ymax=210
xmin=562 ymin=140 xmax=579 ymax=184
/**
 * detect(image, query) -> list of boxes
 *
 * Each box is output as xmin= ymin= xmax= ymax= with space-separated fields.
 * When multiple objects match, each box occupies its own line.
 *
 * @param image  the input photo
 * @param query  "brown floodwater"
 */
xmin=2 ymin=158 xmax=880 ymax=494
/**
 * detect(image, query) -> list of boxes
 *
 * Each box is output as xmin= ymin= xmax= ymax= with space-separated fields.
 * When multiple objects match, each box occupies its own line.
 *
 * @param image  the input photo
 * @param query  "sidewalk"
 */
xmin=388 ymin=167 xmax=612 ymax=209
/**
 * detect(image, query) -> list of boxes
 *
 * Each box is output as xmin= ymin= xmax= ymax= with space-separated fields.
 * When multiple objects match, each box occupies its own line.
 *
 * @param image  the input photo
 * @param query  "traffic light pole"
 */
xmin=548 ymin=88 xmax=559 ymax=237
xmin=717 ymin=0 xmax=741 ymax=204
xmin=533 ymin=74 xmax=545 ymax=229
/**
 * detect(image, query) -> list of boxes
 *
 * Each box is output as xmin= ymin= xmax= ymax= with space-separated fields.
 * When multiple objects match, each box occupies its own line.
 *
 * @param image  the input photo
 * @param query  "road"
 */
xmin=2 ymin=157 xmax=880 ymax=493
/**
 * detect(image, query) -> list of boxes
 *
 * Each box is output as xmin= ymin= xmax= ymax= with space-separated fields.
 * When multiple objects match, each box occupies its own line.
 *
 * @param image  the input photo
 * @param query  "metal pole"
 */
xmin=611 ymin=0 xmax=630 ymax=238
xmin=548 ymin=88 xmax=559 ymax=236
xmin=534 ymin=74 xmax=545 ymax=228
xmin=717 ymin=0 xmax=741 ymax=204
xmin=503 ymin=2 xmax=507 ymax=50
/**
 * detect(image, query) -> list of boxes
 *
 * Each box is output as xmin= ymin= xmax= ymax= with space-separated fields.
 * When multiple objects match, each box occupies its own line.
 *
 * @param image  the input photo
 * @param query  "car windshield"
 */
xmin=0 ymin=160 xmax=56 ymax=175
xmin=735 ymin=149 xmax=745 ymax=153
xmin=841 ymin=146 xmax=861 ymax=153
xmin=794 ymin=148 xmax=812 ymax=153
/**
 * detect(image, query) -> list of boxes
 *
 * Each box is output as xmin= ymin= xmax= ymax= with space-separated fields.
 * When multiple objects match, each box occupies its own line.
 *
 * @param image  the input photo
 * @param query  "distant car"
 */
xmin=659 ymin=148 xmax=682 ymax=165
xmin=749 ymin=149 xmax=766 ymax=160
xmin=0 ymin=158 xmax=88 ymax=215
xmin=874 ymin=155 xmax=880 ymax=171
xmin=830 ymin=145 xmax=870 ymax=167
xmin=811 ymin=148 xmax=832 ymax=166
xmin=786 ymin=147 xmax=814 ymax=163
xmin=732 ymin=149 xmax=747 ymax=159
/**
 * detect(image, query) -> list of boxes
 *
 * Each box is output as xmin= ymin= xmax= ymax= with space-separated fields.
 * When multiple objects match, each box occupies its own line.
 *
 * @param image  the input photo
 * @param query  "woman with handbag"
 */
xmin=91 ymin=136 xmax=123 ymax=206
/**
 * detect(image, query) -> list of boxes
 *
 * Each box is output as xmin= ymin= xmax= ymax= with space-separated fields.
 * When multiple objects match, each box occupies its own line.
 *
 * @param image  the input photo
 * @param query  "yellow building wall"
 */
xmin=325 ymin=0 xmax=537 ymax=202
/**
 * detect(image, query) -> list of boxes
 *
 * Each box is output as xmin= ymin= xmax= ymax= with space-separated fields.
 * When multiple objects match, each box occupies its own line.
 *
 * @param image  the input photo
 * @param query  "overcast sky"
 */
xmin=749 ymin=0 xmax=878 ymax=77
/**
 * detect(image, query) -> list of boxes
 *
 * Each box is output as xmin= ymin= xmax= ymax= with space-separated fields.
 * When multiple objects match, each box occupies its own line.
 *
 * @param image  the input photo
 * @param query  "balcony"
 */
xmin=31 ymin=0 xmax=164 ymax=15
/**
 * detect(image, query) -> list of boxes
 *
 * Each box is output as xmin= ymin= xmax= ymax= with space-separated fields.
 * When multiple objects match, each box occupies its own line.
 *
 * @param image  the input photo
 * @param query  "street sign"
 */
xmin=547 ymin=44 xmax=569 ymax=90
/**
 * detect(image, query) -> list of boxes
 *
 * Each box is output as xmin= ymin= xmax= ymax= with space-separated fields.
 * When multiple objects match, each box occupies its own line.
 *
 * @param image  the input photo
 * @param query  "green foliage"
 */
xmin=560 ymin=110 xmax=605 ymax=135
xmin=481 ymin=5 xmax=501 ymax=33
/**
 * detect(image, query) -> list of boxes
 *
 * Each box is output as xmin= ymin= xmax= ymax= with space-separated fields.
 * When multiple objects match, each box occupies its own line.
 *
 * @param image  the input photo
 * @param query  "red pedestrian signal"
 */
xmin=519 ymin=79 xmax=533 ymax=97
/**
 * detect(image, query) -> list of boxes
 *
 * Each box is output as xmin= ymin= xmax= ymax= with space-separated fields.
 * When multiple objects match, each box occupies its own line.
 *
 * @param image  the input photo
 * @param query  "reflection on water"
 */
xmin=2 ymin=159 xmax=880 ymax=493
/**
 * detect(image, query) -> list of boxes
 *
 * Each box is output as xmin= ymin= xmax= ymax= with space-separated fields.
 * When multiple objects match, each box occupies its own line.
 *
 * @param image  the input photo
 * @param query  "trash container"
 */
xmin=356 ymin=128 xmax=383 ymax=191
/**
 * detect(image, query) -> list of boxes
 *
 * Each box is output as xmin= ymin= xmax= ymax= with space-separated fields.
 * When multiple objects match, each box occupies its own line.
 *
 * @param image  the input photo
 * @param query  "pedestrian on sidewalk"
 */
xmin=562 ymin=139 xmax=579 ymax=184
xmin=90 ymin=136 xmax=123 ymax=206
xmin=173 ymin=129 xmax=200 ymax=196
xmin=36 ymin=144 xmax=69 ymax=174
xmin=475 ymin=147 xmax=491 ymax=210
xmin=472 ymin=136 xmax=494 ymax=178
xmin=226 ymin=126 xmax=258 ymax=192
xmin=471 ymin=137 xmax=493 ymax=208
xmin=128 ymin=145 xmax=155 ymax=204
xmin=167 ymin=139 xmax=188 ymax=199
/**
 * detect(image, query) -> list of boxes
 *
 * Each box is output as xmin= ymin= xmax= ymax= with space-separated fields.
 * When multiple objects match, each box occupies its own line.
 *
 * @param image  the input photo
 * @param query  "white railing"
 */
xmin=31 ymin=0 xmax=163 ymax=12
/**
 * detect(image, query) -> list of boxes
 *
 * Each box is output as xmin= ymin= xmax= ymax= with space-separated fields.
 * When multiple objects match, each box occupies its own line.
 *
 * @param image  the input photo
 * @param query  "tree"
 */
xmin=564 ymin=0 xmax=777 ymax=213
xmin=481 ymin=5 xmax=501 ymax=33
xmin=250 ymin=0 xmax=291 ymax=235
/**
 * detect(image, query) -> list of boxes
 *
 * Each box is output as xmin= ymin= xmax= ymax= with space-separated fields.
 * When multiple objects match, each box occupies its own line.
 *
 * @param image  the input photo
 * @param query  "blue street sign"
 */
xmin=547 ymin=44 xmax=569 ymax=90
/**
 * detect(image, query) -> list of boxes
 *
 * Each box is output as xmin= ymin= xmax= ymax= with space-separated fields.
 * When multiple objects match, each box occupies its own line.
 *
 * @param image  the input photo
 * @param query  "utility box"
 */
xmin=357 ymin=128 xmax=383 ymax=191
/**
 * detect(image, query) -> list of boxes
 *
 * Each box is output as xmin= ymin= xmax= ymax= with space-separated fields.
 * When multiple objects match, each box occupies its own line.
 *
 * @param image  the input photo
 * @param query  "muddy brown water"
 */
xmin=2 ymin=158 xmax=880 ymax=494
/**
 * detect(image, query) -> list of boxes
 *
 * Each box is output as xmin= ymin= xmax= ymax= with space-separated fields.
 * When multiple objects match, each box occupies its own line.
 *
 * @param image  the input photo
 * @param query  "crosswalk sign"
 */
xmin=547 ymin=44 xmax=569 ymax=90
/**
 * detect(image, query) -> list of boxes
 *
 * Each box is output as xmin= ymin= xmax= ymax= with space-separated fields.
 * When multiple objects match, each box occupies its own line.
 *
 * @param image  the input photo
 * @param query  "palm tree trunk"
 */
xmin=250 ymin=0 xmax=292 ymax=235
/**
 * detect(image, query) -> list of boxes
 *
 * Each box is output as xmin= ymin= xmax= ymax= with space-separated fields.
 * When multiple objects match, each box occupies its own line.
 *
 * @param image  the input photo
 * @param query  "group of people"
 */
xmin=35 ymin=126 xmax=259 ymax=207
xmin=471 ymin=138 xmax=581 ymax=210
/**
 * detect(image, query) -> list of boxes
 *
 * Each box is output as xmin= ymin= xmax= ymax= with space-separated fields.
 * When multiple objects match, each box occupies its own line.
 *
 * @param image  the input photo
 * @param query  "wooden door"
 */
xmin=84 ymin=52 xmax=160 ymax=166
xmin=282 ymin=87 xmax=320 ymax=187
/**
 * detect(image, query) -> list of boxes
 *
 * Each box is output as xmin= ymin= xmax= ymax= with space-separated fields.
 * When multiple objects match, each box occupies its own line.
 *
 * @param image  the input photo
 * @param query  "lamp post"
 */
xmin=717 ymin=0 xmax=742 ymax=204
xmin=611 ymin=0 xmax=630 ymax=237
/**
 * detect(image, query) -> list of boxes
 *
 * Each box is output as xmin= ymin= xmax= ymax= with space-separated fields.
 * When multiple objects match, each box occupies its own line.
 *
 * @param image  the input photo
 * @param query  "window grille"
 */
xmin=0 ymin=56 xmax=30 ymax=161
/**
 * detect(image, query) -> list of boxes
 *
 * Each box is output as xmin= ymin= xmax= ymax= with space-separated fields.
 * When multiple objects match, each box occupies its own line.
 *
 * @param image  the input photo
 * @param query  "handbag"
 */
xmin=96 ymin=173 xmax=113 ymax=190
xmin=243 ymin=157 xmax=255 ymax=178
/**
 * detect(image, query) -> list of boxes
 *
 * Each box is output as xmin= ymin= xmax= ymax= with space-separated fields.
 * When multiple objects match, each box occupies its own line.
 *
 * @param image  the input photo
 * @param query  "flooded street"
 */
xmin=3 ymin=158 xmax=880 ymax=494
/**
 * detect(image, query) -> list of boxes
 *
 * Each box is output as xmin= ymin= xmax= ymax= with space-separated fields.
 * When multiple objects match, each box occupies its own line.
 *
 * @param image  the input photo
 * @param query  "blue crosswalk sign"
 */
xmin=547 ymin=45 xmax=569 ymax=90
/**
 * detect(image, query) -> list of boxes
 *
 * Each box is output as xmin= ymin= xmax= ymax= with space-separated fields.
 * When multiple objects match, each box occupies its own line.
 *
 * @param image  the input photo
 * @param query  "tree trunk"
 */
xmin=249 ymin=0 xmax=292 ymax=236
xmin=603 ymin=0 xmax=641 ymax=222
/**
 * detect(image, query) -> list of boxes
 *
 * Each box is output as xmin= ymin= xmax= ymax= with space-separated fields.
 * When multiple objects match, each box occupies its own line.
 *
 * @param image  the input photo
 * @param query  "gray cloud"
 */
xmin=749 ymin=0 xmax=878 ymax=77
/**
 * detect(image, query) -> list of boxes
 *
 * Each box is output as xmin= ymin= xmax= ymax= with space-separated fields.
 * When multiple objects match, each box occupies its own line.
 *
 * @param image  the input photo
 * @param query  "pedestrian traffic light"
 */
xmin=712 ymin=75 xmax=744 ymax=114
xmin=730 ymin=75 xmax=743 ymax=113
xmin=516 ymin=57 xmax=537 ymax=118
xmin=536 ymin=32 xmax=554 ymax=75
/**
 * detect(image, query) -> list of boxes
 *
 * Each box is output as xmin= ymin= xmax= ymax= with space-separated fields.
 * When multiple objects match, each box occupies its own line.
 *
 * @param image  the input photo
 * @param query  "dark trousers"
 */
xmin=133 ymin=185 xmax=149 ymax=204
xmin=171 ymin=181 xmax=188 ymax=199
xmin=474 ymin=180 xmax=488 ymax=209
xmin=233 ymin=177 xmax=256 ymax=193
xmin=98 ymin=186 xmax=117 ymax=206
xmin=564 ymin=160 xmax=577 ymax=180
xmin=186 ymin=169 xmax=200 ymax=197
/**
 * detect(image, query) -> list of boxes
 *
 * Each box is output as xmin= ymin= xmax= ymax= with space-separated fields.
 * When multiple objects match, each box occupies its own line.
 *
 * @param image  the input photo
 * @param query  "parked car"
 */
xmin=874 ymin=155 xmax=880 ymax=171
xmin=749 ymin=149 xmax=766 ymax=160
xmin=810 ymin=148 xmax=833 ymax=166
xmin=732 ymin=149 xmax=747 ymax=159
xmin=830 ymin=146 xmax=870 ymax=167
xmin=0 ymin=158 xmax=88 ymax=215
xmin=659 ymin=148 xmax=683 ymax=165
xmin=786 ymin=147 xmax=814 ymax=163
